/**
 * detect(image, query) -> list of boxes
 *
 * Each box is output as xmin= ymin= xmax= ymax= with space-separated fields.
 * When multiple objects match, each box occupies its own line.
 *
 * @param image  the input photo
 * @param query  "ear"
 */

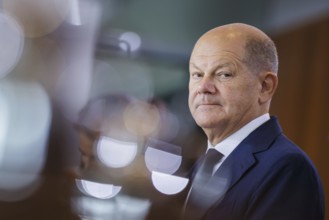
xmin=258 ymin=72 xmax=278 ymax=104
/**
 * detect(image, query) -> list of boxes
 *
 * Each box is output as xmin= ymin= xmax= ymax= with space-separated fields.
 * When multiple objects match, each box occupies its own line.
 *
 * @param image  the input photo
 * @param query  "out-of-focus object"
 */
xmin=3 ymin=0 xmax=70 ymax=38
xmin=75 ymin=179 xmax=122 ymax=199
xmin=52 ymin=0 xmax=101 ymax=122
xmin=0 ymin=10 xmax=24 ymax=78
xmin=96 ymin=136 xmax=138 ymax=168
xmin=119 ymin=31 xmax=142 ymax=53
xmin=144 ymin=139 xmax=182 ymax=174
xmin=0 ymin=80 xmax=51 ymax=201
xmin=151 ymin=171 xmax=189 ymax=195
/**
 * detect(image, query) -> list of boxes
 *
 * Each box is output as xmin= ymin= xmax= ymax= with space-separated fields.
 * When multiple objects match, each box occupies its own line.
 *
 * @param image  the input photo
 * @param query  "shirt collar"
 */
xmin=207 ymin=113 xmax=270 ymax=157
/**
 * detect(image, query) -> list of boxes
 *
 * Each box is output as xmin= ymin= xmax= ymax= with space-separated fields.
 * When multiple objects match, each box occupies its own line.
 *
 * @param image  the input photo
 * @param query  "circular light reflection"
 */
xmin=76 ymin=179 xmax=121 ymax=199
xmin=145 ymin=147 xmax=182 ymax=174
xmin=123 ymin=101 xmax=160 ymax=137
xmin=151 ymin=171 xmax=189 ymax=195
xmin=96 ymin=136 xmax=138 ymax=168
xmin=119 ymin=32 xmax=141 ymax=52
xmin=0 ymin=11 xmax=24 ymax=78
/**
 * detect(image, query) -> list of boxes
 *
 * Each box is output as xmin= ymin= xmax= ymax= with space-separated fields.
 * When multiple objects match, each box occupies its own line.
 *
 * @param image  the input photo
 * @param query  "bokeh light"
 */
xmin=144 ymin=139 xmax=182 ymax=174
xmin=76 ymin=179 xmax=122 ymax=199
xmin=96 ymin=136 xmax=138 ymax=168
xmin=0 ymin=80 xmax=51 ymax=201
xmin=0 ymin=11 xmax=24 ymax=78
xmin=145 ymin=147 xmax=182 ymax=174
xmin=151 ymin=171 xmax=189 ymax=195
xmin=119 ymin=31 xmax=142 ymax=52
xmin=123 ymin=101 xmax=160 ymax=137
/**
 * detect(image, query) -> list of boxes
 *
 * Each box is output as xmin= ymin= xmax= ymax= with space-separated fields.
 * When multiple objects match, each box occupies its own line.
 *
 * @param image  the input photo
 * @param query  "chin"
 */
xmin=196 ymin=119 xmax=220 ymax=129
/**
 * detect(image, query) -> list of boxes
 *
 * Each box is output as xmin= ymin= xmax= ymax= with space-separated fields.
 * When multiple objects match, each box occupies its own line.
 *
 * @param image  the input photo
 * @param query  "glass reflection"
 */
xmin=96 ymin=136 xmax=138 ymax=168
xmin=76 ymin=179 xmax=121 ymax=199
xmin=145 ymin=147 xmax=182 ymax=174
xmin=144 ymin=139 xmax=182 ymax=174
xmin=151 ymin=171 xmax=189 ymax=195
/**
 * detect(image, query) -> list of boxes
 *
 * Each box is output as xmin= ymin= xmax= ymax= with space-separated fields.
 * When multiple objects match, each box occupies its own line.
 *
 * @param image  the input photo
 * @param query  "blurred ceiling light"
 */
xmin=151 ymin=171 xmax=189 ymax=195
xmin=96 ymin=136 xmax=138 ymax=168
xmin=0 ymin=11 xmax=24 ymax=79
xmin=119 ymin=31 xmax=142 ymax=52
xmin=123 ymin=101 xmax=160 ymax=137
xmin=3 ymin=0 xmax=70 ymax=37
xmin=145 ymin=147 xmax=182 ymax=174
xmin=76 ymin=179 xmax=122 ymax=199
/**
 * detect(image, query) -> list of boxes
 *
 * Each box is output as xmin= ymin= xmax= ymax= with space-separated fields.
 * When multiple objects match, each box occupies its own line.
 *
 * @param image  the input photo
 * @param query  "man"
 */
xmin=183 ymin=23 xmax=324 ymax=220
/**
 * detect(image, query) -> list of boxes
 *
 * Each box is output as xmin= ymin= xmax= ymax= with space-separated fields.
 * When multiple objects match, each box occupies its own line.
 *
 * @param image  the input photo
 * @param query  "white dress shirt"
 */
xmin=207 ymin=113 xmax=270 ymax=174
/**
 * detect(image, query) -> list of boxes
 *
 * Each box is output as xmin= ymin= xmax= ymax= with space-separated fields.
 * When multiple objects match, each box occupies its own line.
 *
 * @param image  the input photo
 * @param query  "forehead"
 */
xmin=192 ymin=33 xmax=245 ymax=56
xmin=191 ymin=30 xmax=247 ymax=59
xmin=189 ymin=40 xmax=246 ymax=72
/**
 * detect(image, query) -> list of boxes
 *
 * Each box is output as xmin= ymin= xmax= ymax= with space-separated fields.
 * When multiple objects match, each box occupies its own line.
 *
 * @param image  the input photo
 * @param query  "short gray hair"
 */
xmin=243 ymin=37 xmax=278 ymax=74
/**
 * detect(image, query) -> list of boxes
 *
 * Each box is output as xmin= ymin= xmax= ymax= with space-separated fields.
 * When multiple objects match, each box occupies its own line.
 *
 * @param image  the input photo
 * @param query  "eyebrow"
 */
xmin=189 ymin=62 xmax=235 ymax=71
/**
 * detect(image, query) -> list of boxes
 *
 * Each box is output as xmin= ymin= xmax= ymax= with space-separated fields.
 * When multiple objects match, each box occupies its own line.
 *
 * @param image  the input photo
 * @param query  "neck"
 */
xmin=205 ymin=112 xmax=268 ymax=146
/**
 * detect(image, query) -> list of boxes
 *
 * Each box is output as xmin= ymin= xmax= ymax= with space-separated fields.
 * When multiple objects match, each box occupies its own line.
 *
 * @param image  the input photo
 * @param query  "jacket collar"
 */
xmin=214 ymin=116 xmax=282 ymax=185
xmin=210 ymin=116 xmax=283 ymax=197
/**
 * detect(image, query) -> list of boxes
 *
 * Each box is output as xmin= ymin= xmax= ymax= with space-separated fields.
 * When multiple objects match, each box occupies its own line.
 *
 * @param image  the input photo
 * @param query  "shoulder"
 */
xmin=255 ymin=133 xmax=321 ymax=183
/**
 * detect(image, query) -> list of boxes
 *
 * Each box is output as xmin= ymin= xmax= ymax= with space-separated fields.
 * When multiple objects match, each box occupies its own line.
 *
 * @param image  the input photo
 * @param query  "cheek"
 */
xmin=228 ymin=85 xmax=259 ymax=109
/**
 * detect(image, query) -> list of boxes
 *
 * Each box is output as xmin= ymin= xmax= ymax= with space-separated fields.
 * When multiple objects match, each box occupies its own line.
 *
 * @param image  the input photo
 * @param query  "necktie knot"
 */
xmin=202 ymin=148 xmax=223 ymax=176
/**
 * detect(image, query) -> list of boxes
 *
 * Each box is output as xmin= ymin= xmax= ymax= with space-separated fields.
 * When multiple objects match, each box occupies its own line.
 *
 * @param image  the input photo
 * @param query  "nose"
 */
xmin=197 ymin=76 xmax=216 ymax=94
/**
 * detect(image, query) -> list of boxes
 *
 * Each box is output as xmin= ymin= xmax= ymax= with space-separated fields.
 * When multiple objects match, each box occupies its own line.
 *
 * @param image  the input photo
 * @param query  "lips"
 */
xmin=196 ymin=103 xmax=222 ymax=109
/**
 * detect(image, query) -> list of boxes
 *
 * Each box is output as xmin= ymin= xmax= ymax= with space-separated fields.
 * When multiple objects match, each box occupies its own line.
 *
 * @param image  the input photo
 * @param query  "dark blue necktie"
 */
xmin=183 ymin=149 xmax=224 ymax=220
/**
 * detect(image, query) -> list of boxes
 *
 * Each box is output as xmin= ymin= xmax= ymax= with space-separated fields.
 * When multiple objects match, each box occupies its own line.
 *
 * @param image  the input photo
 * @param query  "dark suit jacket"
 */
xmin=186 ymin=116 xmax=324 ymax=220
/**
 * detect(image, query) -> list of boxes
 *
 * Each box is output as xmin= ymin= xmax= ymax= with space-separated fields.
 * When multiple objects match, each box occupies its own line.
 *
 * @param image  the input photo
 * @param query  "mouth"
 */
xmin=196 ymin=103 xmax=221 ymax=109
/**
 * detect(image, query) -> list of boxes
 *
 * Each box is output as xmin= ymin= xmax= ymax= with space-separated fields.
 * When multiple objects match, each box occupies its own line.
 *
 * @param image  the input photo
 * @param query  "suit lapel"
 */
xmin=208 ymin=117 xmax=283 ymax=207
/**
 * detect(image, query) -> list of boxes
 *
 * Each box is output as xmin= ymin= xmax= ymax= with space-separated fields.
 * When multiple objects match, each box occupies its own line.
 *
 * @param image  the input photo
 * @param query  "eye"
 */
xmin=191 ymin=72 xmax=203 ymax=79
xmin=217 ymin=72 xmax=233 ymax=80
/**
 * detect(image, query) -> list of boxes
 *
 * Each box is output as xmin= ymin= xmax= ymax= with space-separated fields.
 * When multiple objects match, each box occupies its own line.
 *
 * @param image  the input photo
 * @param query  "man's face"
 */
xmin=188 ymin=31 xmax=262 ymax=135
